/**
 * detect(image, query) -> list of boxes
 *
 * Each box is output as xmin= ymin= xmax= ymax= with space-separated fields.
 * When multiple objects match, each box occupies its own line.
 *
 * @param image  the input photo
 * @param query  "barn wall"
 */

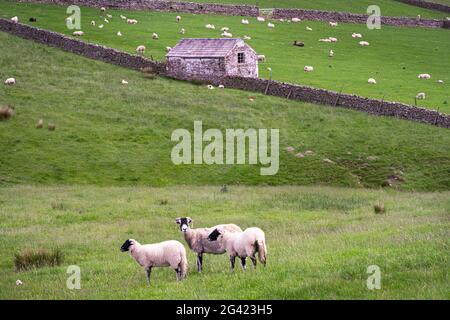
xmin=225 ymin=44 xmax=258 ymax=78
xmin=166 ymin=57 xmax=226 ymax=79
xmin=1 ymin=18 xmax=449 ymax=129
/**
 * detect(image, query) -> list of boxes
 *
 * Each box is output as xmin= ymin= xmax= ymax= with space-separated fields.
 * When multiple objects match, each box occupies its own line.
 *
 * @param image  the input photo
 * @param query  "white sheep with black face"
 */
xmin=208 ymin=227 xmax=267 ymax=270
xmin=175 ymin=217 xmax=242 ymax=273
xmin=120 ymin=239 xmax=187 ymax=283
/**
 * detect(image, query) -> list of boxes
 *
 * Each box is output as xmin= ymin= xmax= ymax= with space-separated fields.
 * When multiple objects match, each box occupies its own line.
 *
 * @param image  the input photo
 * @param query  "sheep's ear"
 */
xmin=175 ymin=218 xmax=181 ymax=224
xmin=217 ymin=226 xmax=225 ymax=234
xmin=187 ymin=217 xmax=193 ymax=224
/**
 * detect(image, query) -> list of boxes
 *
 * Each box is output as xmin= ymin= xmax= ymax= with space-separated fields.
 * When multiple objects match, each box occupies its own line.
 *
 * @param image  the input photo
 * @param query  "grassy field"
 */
xmin=0 ymin=185 xmax=449 ymax=299
xmin=1 ymin=2 xmax=449 ymax=112
xmin=178 ymin=0 xmax=448 ymax=18
xmin=0 ymin=2 xmax=449 ymax=300
xmin=1 ymin=32 xmax=450 ymax=191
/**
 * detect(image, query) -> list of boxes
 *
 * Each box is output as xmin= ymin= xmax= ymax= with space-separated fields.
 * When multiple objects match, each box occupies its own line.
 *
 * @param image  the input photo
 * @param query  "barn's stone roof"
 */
xmin=166 ymin=38 xmax=245 ymax=58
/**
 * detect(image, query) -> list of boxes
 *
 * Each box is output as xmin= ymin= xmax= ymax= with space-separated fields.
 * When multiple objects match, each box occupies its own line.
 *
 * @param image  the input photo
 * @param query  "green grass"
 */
xmin=0 ymin=185 xmax=449 ymax=299
xmin=1 ymin=31 xmax=450 ymax=191
xmin=1 ymin=2 xmax=449 ymax=112
xmin=177 ymin=0 xmax=448 ymax=18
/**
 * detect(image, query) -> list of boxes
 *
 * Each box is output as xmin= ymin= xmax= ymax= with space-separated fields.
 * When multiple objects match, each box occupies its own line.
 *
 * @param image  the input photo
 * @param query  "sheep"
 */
xmin=106 ymin=14 xmax=112 ymax=19
xmin=165 ymin=46 xmax=172 ymax=52
xmin=359 ymin=41 xmax=370 ymax=46
xmin=100 ymin=7 xmax=106 ymax=12
xmin=257 ymin=54 xmax=266 ymax=62
xmin=208 ymin=227 xmax=267 ymax=270
xmin=241 ymin=19 xmax=249 ymax=25
xmin=121 ymin=79 xmax=128 ymax=85
xmin=218 ymin=84 xmax=225 ymax=89
xmin=352 ymin=32 xmax=362 ymax=38
xmin=418 ymin=73 xmax=431 ymax=79
xmin=11 ymin=16 xmax=19 ymax=23
xmin=221 ymin=31 xmax=233 ymax=38
xmin=319 ymin=38 xmax=332 ymax=43
xmin=98 ymin=24 xmax=104 ymax=29
xmin=257 ymin=16 xmax=265 ymax=22
xmin=117 ymin=31 xmax=122 ymax=37
xmin=243 ymin=35 xmax=251 ymax=40
xmin=176 ymin=15 xmax=181 ymax=22
xmin=47 ymin=123 xmax=56 ymax=131
xmin=29 ymin=17 xmax=37 ymax=22
xmin=136 ymin=45 xmax=146 ymax=54
xmin=368 ymin=78 xmax=377 ymax=84
xmin=72 ymin=31 xmax=84 ymax=36
xmin=207 ymin=85 xmax=214 ymax=90
xmin=104 ymin=18 xmax=109 ymax=24
xmin=267 ymin=22 xmax=275 ymax=28
xmin=416 ymin=92 xmax=426 ymax=100
xmin=293 ymin=41 xmax=304 ymax=47
xmin=205 ymin=24 xmax=215 ymax=29
xmin=329 ymin=49 xmax=334 ymax=57
xmin=304 ymin=66 xmax=314 ymax=72
xmin=328 ymin=37 xmax=338 ymax=42
xmin=329 ymin=21 xmax=338 ymax=27
xmin=91 ymin=20 xmax=95 ymax=26
xmin=4 ymin=78 xmax=16 ymax=85
xmin=152 ymin=32 xmax=159 ymax=40
xmin=36 ymin=119 xmax=43 ymax=128
xmin=437 ymin=79 xmax=444 ymax=84
xmin=291 ymin=17 xmax=301 ymax=22
xmin=221 ymin=27 xmax=230 ymax=31
xmin=180 ymin=28 xmax=186 ymax=34
xmin=120 ymin=239 xmax=187 ymax=283
xmin=120 ymin=15 xmax=127 ymax=20
xmin=175 ymin=217 xmax=242 ymax=273
xmin=127 ymin=19 xmax=138 ymax=25
xmin=16 ymin=280 xmax=23 ymax=286
xmin=0 ymin=106 xmax=13 ymax=120
xmin=306 ymin=26 xmax=313 ymax=31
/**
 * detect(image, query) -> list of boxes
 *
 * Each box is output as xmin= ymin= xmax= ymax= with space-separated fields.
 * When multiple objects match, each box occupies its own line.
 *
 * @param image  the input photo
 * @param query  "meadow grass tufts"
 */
xmin=14 ymin=248 xmax=64 ymax=272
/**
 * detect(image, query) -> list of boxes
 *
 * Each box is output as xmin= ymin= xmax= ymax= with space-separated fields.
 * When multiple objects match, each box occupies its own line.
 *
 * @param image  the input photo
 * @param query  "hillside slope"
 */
xmin=1 ymin=32 xmax=449 ymax=190
xmin=1 ymin=2 xmax=448 ymax=111
xmin=178 ymin=0 xmax=447 ymax=18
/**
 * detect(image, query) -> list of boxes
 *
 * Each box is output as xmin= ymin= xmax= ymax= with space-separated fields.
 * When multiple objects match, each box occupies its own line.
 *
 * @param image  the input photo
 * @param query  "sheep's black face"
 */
xmin=176 ymin=217 xmax=192 ymax=232
xmin=120 ymin=239 xmax=132 ymax=252
xmin=208 ymin=228 xmax=221 ymax=242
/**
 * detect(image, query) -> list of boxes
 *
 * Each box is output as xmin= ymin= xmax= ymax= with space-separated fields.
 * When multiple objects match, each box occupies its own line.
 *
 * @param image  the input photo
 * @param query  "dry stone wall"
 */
xmin=19 ymin=0 xmax=259 ymax=16
xmin=272 ymin=8 xmax=445 ymax=28
xmin=1 ymin=18 xmax=449 ymax=128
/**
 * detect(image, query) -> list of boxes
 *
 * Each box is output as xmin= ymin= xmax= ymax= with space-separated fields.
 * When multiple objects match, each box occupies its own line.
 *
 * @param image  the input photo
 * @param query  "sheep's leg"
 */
xmin=175 ymin=268 xmax=181 ymax=281
xmin=250 ymin=256 xmax=257 ymax=268
xmin=229 ymin=256 xmax=236 ymax=271
xmin=146 ymin=266 xmax=153 ymax=285
xmin=240 ymin=257 xmax=247 ymax=270
xmin=197 ymin=253 xmax=203 ymax=273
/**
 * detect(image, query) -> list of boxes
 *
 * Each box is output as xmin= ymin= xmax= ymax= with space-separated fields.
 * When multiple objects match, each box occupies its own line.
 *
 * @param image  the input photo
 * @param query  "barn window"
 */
xmin=238 ymin=52 xmax=245 ymax=63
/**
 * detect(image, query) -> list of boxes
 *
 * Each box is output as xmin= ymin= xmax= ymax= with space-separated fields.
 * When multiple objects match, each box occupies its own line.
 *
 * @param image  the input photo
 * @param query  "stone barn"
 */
xmin=166 ymin=38 xmax=258 ymax=79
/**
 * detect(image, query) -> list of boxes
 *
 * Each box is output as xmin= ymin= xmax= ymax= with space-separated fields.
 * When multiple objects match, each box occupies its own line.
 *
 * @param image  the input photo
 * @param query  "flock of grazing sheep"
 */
xmin=6 ymin=7 xmax=446 ymax=104
xmin=120 ymin=218 xmax=267 ymax=284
